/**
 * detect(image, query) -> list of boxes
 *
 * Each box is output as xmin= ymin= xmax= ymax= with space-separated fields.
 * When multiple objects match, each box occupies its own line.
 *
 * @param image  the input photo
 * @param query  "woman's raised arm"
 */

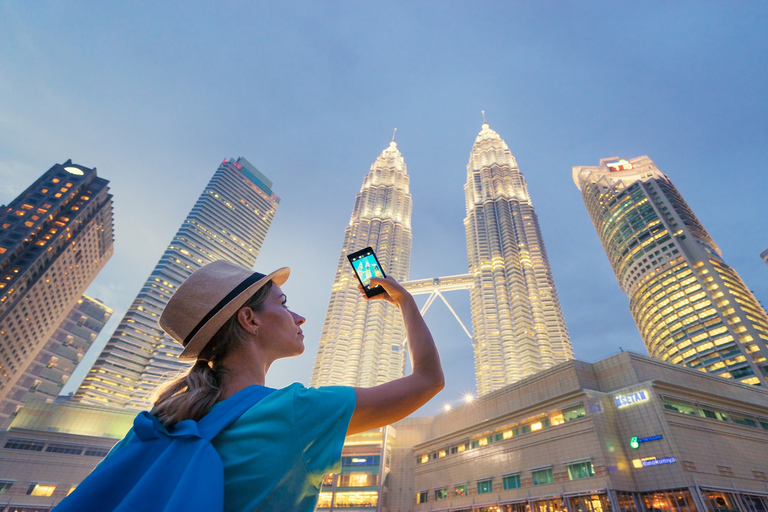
xmin=347 ymin=276 xmax=444 ymax=435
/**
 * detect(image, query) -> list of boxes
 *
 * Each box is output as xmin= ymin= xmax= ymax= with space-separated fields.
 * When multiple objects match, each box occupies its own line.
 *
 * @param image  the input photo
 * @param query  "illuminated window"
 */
xmin=416 ymin=491 xmax=428 ymax=504
xmin=454 ymin=483 xmax=468 ymax=497
xmin=435 ymin=488 xmax=448 ymax=501
xmin=317 ymin=492 xmax=333 ymax=508
xmin=0 ymin=481 xmax=12 ymax=494
xmin=27 ymin=483 xmax=56 ymax=496
xmin=338 ymin=473 xmax=377 ymax=487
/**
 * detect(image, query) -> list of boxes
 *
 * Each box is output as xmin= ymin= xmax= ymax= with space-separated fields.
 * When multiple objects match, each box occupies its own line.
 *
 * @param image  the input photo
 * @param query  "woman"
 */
xmin=153 ymin=259 xmax=443 ymax=511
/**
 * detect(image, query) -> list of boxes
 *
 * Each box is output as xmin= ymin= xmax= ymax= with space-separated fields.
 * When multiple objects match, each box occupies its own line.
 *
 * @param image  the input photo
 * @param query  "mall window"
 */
xmin=417 ymin=490 xmax=428 ymax=504
xmin=639 ymin=488 xmax=697 ymax=512
xmin=699 ymin=408 xmax=729 ymax=422
xmin=532 ymin=468 xmax=554 ymax=486
xmin=701 ymin=490 xmax=741 ymax=512
xmin=730 ymin=414 xmax=758 ymax=428
xmin=616 ymin=491 xmax=638 ymax=512
xmin=503 ymin=474 xmax=521 ymax=490
xmin=335 ymin=491 xmax=378 ymax=508
xmin=4 ymin=438 xmax=45 ymax=451
xmin=454 ymin=484 xmax=468 ymax=497
xmin=563 ymin=404 xmax=586 ymax=422
xmin=663 ymin=399 xmax=697 ymax=415
xmin=567 ymin=461 xmax=596 ymax=480
xmin=27 ymin=483 xmax=56 ymax=497
xmin=435 ymin=488 xmax=448 ymax=501
xmin=317 ymin=492 xmax=333 ymax=508
xmin=338 ymin=473 xmax=377 ymax=487
xmin=569 ymin=493 xmax=611 ymax=512
xmin=477 ymin=479 xmax=493 ymax=494
xmin=341 ymin=455 xmax=379 ymax=467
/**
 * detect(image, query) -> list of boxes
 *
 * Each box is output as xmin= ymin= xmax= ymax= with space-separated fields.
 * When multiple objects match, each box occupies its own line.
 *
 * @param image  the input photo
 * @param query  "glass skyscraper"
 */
xmin=0 ymin=161 xmax=114 ymax=422
xmin=75 ymin=157 xmax=280 ymax=408
xmin=310 ymin=141 xmax=412 ymax=387
xmin=465 ymin=123 xmax=572 ymax=395
xmin=574 ymin=156 xmax=768 ymax=385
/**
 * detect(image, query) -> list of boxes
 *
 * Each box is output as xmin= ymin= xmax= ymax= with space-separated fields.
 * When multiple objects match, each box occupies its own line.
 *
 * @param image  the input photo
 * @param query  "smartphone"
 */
xmin=347 ymin=246 xmax=387 ymax=297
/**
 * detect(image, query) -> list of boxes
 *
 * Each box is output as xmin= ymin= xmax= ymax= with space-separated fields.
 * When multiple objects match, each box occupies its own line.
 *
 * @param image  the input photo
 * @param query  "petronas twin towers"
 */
xmin=311 ymin=124 xmax=573 ymax=395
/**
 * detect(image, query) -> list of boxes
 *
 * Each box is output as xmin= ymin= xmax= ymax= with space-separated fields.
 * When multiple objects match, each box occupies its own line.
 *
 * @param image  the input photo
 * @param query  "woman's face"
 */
xmin=252 ymin=284 xmax=306 ymax=359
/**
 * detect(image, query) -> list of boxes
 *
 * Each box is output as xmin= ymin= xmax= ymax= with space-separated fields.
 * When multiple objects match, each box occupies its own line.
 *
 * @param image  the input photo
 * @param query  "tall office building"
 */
xmin=75 ymin=158 xmax=279 ymax=409
xmin=310 ymin=141 xmax=412 ymax=387
xmin=0 ymin=161 xmax=114 ymax=421
xmin=1 ymin=295 xmax=112 ymax=422
xmin=574 ymin=156 xmax=768 ymax=385
xmin=465 ymin=123 xmax=572 ymax=396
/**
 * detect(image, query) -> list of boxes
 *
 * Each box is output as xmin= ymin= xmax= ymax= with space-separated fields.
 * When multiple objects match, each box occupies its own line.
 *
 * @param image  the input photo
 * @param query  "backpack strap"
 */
xmin=134 ymin=385 xmax=276 ymax=442
xmin=196 ymin=385 xmax=276 ymax=439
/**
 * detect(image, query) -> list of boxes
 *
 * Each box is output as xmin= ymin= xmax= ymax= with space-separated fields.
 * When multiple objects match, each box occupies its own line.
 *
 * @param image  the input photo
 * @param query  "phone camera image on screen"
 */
xmin=347 ymin=247 xmax=387 ymax=297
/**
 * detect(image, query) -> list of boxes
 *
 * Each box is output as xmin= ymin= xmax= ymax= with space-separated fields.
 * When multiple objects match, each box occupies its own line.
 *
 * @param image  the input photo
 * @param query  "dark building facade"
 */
xmin=0 ymin=161 xmax=113 ymax=423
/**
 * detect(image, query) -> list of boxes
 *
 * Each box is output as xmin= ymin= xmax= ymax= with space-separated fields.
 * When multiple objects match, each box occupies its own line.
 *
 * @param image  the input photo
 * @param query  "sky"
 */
xmin=1 ymin=2 xmax=767 ymax=416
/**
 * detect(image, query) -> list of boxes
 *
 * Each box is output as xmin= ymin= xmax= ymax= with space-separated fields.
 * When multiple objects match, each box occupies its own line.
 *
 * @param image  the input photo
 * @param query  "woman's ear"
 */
xmin=236 ymin=307 xmax=259 ymax=334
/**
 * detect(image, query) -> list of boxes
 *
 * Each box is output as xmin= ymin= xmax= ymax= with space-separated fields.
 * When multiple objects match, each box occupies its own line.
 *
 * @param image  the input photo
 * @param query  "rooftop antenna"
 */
xmin=392 ymin=127 xmax=397 ymax=142
xmin=481 ymin=110 xmax=486 ymax=124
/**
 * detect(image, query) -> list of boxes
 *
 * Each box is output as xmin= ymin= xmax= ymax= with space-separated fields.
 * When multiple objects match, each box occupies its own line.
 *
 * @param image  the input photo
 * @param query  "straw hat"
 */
xmin=159 ymin=260 xmax=290 ymax=361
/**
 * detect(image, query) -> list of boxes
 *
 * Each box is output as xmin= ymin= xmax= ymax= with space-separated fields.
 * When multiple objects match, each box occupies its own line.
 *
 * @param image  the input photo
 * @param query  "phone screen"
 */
xmin=348 ymin=247 xmax=386 ymax=296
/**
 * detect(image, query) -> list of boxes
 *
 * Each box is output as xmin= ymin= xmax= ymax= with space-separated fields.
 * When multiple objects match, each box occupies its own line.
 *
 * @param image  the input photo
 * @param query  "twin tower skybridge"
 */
xmin=400 ymin=274 xmax=474 ymax=342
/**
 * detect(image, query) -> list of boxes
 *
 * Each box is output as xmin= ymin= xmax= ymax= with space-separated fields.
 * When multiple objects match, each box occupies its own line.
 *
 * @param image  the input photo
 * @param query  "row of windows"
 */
xmin=417 ymin=404 xmax=586 ymax=464
xmin=662 ymin=397 xmax=768 ymax=430
xmin=417 ymin=461 xmax=596 ymax=503
xmin=3 ymin=438 xmax=110 ymax=457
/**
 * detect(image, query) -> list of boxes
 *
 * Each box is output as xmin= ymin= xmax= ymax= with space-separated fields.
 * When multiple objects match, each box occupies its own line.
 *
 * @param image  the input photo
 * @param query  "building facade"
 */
xmin=0 ymin=401 xmax=134 ymax=512
xmin=311 ymin=141 xmax=413 ymax=387
xmin=74 ymin=157 xmax=279 ymax=409
xmin=388 ymin=352 xmax=768 ymax=512
xmin=760 ymin=248 xmax=768 ymax=268
xmin=464 ymin=123 xmax=572 ymax=395
xmin=0 ymin=295 xmax=112 ymax=428
xmin=0 ymin=161 xmax=114 ymax=423
xmin=573 ymin=157 xmax=768 ymax=386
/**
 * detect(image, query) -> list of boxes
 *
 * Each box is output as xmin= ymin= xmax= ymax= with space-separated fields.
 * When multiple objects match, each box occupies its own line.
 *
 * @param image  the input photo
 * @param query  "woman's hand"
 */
xmin=357 ymin=276 xmax=411 ymax=307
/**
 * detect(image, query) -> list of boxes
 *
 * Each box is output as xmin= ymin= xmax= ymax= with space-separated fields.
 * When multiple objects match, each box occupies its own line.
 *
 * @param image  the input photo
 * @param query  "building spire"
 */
xmin=481 ymin=110 xmax=486 ymax=124
xmin=392 ymin=128 xmax=397 ymax=143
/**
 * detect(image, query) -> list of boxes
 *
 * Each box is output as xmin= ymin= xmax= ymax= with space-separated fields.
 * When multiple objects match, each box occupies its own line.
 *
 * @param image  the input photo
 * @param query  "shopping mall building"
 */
xmin=1 ymin=352 xmax=767 ymax=512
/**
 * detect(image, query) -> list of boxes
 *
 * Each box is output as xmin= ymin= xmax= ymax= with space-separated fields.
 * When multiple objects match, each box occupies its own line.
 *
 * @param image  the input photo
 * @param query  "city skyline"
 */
xmin=2 ymin=3 xmax=767 ymax=415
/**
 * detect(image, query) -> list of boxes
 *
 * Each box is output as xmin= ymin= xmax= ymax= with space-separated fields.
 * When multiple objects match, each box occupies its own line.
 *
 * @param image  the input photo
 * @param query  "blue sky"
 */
xmin=2 ymin=2 xmax=767 ymax=415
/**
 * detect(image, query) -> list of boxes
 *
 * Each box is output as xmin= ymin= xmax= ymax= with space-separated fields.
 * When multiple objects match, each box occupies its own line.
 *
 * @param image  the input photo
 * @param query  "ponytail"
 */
xmin=152 ymin=281 xmax=273 ymax=427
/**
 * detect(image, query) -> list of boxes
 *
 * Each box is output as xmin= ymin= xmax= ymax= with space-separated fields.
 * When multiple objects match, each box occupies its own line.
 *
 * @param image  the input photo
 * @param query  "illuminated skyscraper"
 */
xmin=310 ymin=141 xmax=412 ymax=387
xmin=75 ymin=158 xmax=279 ymax=408
xmin=465 ymin=123 xmax=572 ymax=396
xmin=0 ymin=161 xmax=114 ymax=421
xmin=574 ymin=156 xmax=768 ymax=385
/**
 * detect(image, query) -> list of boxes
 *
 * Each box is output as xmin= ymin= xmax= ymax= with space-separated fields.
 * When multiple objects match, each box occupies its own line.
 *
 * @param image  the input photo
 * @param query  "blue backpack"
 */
xmin=54 ymin=385 xmax=275 ymax=512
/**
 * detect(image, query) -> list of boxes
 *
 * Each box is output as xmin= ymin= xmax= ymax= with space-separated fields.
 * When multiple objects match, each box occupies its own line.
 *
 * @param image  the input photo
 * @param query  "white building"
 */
xmin=311 ymin=140 xmax=413 ymax=387
xmin=464 ymin=123 xmax=572 ymax=395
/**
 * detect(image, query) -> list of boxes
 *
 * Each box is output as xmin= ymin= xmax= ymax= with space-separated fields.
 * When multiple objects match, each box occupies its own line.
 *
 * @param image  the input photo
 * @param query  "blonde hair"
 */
xmin=152 ymin=281 xmax=273 ymax=427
